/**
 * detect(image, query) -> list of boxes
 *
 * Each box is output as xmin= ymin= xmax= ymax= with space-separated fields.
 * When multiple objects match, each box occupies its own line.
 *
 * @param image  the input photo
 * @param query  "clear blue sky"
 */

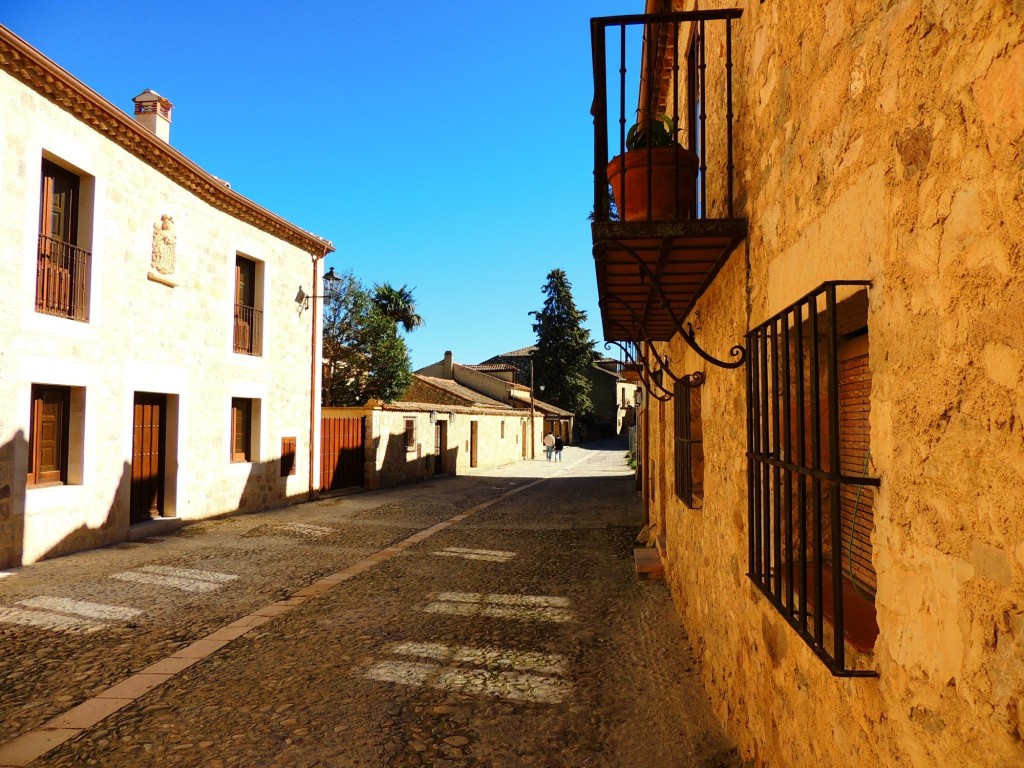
xmin=4 ymin=0 xmax=635 ymax=370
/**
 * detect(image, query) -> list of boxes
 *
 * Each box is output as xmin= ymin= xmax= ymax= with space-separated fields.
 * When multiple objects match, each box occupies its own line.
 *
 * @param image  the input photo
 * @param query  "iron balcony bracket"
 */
xmin=603 ymin=317 xmax=677 ymax=402
xmin=605 ymin=238 xmax=747 ymax=370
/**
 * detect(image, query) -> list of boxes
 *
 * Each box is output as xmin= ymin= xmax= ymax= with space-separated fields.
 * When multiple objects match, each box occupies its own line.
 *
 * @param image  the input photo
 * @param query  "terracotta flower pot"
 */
xmin=606 ymin=146 xmax=700 ymax=222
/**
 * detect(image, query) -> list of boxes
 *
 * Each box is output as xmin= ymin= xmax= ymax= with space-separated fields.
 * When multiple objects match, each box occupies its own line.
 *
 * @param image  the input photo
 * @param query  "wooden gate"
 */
xmin=131 ymin=392 xmax=166 ymax=523
xmin=320 ymin=416 xmax=364 ymax=490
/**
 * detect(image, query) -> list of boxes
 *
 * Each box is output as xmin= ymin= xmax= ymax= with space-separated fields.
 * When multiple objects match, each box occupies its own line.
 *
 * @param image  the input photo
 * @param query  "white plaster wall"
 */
xmin=0 ymin=69 xmax=322 ymax=565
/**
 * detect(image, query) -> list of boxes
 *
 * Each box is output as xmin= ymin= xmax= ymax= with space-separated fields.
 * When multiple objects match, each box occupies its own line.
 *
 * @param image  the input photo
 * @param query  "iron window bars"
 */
xmin=746 ymin=281 xmax=879 ymax=677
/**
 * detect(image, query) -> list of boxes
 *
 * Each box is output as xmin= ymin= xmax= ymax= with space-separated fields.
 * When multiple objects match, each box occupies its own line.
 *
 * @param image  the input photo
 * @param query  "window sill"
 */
xmin=27 ymin=480 xmax=65 ymax=490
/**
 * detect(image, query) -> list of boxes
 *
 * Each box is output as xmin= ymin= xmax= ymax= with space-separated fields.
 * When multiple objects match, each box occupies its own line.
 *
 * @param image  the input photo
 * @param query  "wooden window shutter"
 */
xmin=235 ymin=256 xmax=255 ymax=307
xmin=838 ymin=335 xmax=876 ymax=595
xmin=281 ymin=436 xmax=297 ymax=476
xmin=231 ymin=398 xmax=252 ymax=462
xmin=29 ymin=384 xmax=69 ymax=485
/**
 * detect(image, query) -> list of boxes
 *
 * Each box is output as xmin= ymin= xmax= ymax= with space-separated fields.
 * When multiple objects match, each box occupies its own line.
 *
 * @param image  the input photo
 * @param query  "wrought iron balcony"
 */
xmin=591 ymin=9 xmax=747 ymax=357
xmin=36 ymin=234 xmax=90 ymax=322
xmin=233 ymin=303 xmax=264 ymax=356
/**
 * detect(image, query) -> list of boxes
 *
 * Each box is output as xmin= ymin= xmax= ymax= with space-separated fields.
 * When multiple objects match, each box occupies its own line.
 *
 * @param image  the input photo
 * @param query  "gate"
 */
xmin=320 ymin=416 xmax=364 ymax=490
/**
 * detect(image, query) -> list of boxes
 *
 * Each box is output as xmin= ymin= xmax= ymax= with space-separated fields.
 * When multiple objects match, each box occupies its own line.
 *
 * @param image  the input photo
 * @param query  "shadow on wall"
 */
xmin=236 ymin=456 xmax=297 ymax=516
xmin=38 ymin=459 xmax=131 ymax=563
xmin=374 ymin=431 xmax=459 ymax=488
xmin=0 ymin=430 xmax=27 ymax=569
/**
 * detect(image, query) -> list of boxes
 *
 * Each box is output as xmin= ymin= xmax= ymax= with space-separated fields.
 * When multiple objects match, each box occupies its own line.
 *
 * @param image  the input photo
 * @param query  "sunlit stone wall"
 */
xmin=642 ymin=1 xmax=1024 ymax=765
xmin=327 ymin=405 xmax=542 ymax=489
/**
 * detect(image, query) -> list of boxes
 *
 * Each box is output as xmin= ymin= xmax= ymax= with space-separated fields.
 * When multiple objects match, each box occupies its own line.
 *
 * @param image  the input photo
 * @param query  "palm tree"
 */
xmin=372 ymin=283 xmax=424 ymax=333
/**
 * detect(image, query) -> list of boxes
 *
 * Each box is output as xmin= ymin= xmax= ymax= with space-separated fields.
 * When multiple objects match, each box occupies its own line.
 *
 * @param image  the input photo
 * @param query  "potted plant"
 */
xmin=606 ymin=115 xmax=699 ymax=222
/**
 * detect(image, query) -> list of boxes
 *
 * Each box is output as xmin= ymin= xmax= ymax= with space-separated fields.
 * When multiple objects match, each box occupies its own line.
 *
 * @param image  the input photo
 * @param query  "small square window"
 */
xmin=281 ymin=436 xmax=297 ymax=476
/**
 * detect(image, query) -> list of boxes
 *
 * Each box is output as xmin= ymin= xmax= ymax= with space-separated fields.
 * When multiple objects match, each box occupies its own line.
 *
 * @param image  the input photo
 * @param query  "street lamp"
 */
xmin=296 ymin=263 xmax=341 ymax=500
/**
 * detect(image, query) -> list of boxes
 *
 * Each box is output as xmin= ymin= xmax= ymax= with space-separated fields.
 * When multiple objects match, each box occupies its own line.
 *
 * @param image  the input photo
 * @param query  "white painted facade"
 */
xmin=0 ymin=26 xmax=332 ymax=566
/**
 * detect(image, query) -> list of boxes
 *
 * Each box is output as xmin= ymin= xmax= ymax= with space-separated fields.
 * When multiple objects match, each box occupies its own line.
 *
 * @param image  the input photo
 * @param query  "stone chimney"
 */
xmin=443 ymin=351 xmax=454 ymax=379
xmin=132 ymin=90 xmax=173 ymax=143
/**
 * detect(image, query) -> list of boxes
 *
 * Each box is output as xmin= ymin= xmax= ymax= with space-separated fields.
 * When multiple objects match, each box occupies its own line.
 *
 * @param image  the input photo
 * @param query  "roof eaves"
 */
xmin=0 ymin=25 xmax=333 ymax=257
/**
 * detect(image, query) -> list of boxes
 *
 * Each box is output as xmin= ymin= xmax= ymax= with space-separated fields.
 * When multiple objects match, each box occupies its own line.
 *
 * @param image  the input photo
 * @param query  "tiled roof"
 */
xmin=482 ymin=346 xmax=536 ymax=361
xmin=412 ymin=375 xmax=512 ymax=409
xmin=0 ymin=25 xmax=332 ymax=256
xmin=467 ymin=363 xmax=518 ymax=373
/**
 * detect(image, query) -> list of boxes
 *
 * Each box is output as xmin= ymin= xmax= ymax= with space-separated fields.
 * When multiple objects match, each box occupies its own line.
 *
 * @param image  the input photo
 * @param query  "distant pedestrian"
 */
xmin=543 ymin=431 xmax=556 ymax=461
xmin=554 ymin=435 xmax=564 ymax=462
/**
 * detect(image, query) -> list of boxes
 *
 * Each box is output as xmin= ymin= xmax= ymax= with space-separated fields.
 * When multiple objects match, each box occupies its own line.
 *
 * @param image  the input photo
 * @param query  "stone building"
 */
xmin=0 ymin=25 xmax=334 ymax=567
xmin=590 ymin=2 xmax=1023 ymax=767
xmin=324 ymin=353 xmax=551 ymax=488
xmin=478 ymin=346 xmax=632 ymax=441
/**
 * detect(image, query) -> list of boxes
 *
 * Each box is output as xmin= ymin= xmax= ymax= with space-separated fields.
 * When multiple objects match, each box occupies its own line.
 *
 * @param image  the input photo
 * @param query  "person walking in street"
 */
xmin=543 ymin=431 xmax=556 ymax=461
xmin=554 ymin=435 xmax=564 ymax=462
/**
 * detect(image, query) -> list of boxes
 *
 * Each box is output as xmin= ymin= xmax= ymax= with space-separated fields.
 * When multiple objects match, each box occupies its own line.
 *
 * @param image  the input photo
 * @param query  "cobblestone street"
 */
xmin=0 ymin=440 xmax=740 ymax=768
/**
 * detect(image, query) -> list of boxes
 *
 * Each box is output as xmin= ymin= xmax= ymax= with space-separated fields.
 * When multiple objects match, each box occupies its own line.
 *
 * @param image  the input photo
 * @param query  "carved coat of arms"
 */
xmin=151 ymin=214 xmax=176 ymax=275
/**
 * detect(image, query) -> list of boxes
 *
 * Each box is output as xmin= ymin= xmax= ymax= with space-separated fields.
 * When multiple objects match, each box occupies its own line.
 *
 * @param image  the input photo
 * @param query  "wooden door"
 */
xmin=521 ymin=422 xmax=528 ymax=459
xmin=434 ymin=421 xmax=447 ymax=475
xmin=320 ymin=416 xmax=364 ymax=490
xmin=131 ymin=392 xmax=166 ymax=523
xmin=470 ymin=420 xmax=479 ymax=468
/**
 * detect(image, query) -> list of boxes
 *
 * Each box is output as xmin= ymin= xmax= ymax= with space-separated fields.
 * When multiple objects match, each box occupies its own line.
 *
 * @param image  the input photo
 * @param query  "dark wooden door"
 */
xmin=131 ymin=392 xmax=166 ymax=523
xmin=470 ymin=421 xmax=479 ymax=468
xmin=434 ymin=421 xmax=447 ymax=475
xmin=321 ymin=416 xmax=364 ymax=490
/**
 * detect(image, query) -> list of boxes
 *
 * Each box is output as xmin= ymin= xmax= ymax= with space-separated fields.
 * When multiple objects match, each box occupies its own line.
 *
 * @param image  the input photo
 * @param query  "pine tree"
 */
xmin=529 ymin=269 xmax=596 ymax=417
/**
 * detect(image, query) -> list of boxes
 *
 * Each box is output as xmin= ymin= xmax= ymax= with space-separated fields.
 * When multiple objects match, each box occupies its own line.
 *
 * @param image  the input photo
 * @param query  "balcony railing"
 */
xmin=591 ymin=10 xmax=742 ymax=223
xmin=233 ymin=303 xmax=263 ymax=356
xmin=36 ymin=235 xmax=90 ymax=321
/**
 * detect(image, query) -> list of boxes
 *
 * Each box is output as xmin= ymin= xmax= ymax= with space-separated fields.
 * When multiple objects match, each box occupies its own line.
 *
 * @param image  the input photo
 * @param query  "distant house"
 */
xmin=478 ymin=346 xmax=632 ymax=441
xmin=0 ymin=25 xmax=333 ymax=567
xmin=323 ymin=351 xmax=555 ymax=489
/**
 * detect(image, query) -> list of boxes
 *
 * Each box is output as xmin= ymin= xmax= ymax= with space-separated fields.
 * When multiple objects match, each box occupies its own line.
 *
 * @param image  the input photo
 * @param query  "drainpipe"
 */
xmin=308 ymin=246 xmax=328 ymax=501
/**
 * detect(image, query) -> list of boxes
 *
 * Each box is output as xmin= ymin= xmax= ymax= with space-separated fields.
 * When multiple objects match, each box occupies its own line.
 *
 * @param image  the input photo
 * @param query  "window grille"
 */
xmin=404 ymin=418 xmax=416 ymax=450
xmin=745 ymin=281 xmax=879 ymax=676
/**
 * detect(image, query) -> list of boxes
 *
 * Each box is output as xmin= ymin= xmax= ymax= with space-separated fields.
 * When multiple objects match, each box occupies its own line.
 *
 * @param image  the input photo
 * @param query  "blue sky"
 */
xmin=4 ymin=0 xmax=636 ymax=369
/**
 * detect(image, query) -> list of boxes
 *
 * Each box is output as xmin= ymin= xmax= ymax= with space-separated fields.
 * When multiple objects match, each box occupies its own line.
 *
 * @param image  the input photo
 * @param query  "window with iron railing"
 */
xmin=37 ymin=159 xmax=90 ymax=321
xmin=746 ymin=281 xmax=878 ymax=676
xmin=233 ymin=255 xmax=263 ymax=355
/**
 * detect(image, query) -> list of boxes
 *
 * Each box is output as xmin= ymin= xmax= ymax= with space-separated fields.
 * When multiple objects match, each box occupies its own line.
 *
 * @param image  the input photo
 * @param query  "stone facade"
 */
xmin=0 ymin=27 xmax=332 ymax=567
xmin=326 ymin=403 xmax=542 ymax=489
xmin=625 ymin=1 xmax=1024 ymax=766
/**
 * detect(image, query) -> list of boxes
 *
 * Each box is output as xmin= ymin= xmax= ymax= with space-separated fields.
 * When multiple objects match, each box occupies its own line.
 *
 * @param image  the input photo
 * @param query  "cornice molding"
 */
xmin=0 ymin=25 xmax=333 ymax=257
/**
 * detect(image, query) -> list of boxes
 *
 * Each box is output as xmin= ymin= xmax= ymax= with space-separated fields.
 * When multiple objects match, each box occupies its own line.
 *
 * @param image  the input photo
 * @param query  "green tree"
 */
xmin=529 ymin=269 xmax=596 ymax=417
xmin=321 ymin=271 xmax=418 ymax=406
xmin=372 ymin=283 xmax=424 ymax=332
